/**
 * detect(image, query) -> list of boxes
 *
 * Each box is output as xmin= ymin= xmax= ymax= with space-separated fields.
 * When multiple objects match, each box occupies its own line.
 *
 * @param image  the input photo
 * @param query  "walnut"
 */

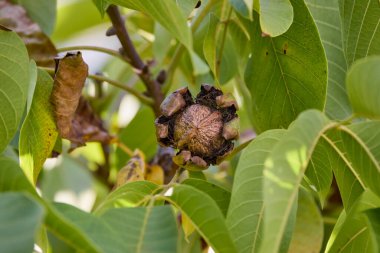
xmin=155 ymin=84 xmax=239 ymax=171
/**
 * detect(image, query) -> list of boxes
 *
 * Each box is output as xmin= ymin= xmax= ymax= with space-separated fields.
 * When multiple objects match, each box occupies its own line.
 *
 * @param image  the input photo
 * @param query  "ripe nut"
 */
xmin=155 ymin=84 xmax=239 ymax=171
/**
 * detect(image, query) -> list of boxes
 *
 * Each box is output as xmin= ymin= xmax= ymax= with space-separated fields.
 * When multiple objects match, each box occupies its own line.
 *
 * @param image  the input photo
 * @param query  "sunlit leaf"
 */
xmin=227 ymin=129 xmax=285 ymax=253
xmin=0 ymin=30 xmax=29 ymax=153
xmin=261 ymin=110 xmax=334 ymax=253
xmin=203 ymin=13 xmax=219 ymax=81
xmin=19 ymin=69 xmax=58 ymax=184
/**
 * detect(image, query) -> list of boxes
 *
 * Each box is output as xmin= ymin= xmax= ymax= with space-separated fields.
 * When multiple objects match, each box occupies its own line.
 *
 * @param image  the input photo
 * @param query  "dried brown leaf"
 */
xmin=0 ymin=0 xmax=57 ymax=67
xmin=115 ymin=150 xmax=146 ymax=188
xmin=51 ymin=52 xmax=88 ymax=143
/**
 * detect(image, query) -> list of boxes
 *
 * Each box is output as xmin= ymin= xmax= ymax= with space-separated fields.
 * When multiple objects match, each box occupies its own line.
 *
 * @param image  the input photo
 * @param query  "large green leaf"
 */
xmin=19 ymin=69 xmax=58 ymax=184
xmin=227 ymin=129 xmax=285 ymax=253
xmin=165 ymin=184 xmax=237 ymax=253
xmin=101 ymin=206 xmax=178 ymax=253
xmin=0 ymin=192 xmax=45 ymax=253
xmin=13 ymin=0 xmax=57 ymax=35
xmin=305 ymin=0 xmax=351 ymax=120
xmin=365 ymin=208 xmax=380 ymax=251
xmin=346 ymin=56 xmax=380 ymax=119
xmin=260 ymin=110 xmax=335 ymax=253
xmin=182 ymin=178 xmax=231 ymax=216
xmin=54 ymin=203 xmax=178 ymax=253
xmin=287 ymin=188 xmax=323 ymax=253
xmin=0 ymin=30 xmax=30 ymax=153
xmin=108 ymin=0 xmax=192 ymax=50
xmin=244 ymin=0 xmax=327 ymax=133
xmin=339 ymin=0 xmax=380 ymax=66
xmin=94 ymin=181 xmax=160 ymax=214
xmin=339 ymin=126 xmax=380 ymax=198
xmin=259 ymin=0 xmax=293 ymax=37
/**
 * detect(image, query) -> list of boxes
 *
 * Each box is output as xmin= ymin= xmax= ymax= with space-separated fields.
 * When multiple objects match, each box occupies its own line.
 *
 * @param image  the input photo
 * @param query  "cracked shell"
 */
xmin=155 ymin=84 xmax=239 ymax=170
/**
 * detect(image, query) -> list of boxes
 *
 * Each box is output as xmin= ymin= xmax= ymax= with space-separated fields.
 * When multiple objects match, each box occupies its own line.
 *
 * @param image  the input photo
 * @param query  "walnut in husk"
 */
xmin=155 ymin=84 xmax=239 ymax=171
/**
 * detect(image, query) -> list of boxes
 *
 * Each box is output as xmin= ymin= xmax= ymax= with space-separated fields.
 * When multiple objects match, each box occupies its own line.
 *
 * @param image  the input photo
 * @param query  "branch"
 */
xmin=39 ymin=67 xmax=154 ymax=105
xmin=57 ymin=45 xmax=126 ymax=62
xmin=106 ymin=5 xmax=164 ymax=116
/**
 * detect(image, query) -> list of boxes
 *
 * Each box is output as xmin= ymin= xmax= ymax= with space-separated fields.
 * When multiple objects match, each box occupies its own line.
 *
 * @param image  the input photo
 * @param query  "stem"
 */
xmin=39 ymin=67 xmax=154 ymax=105
xmin=107 ymin=5 xmax=163 ymax=116
xmin=163 ymin=0 xmax=218 ymax=94
xmin=57 ymin=46 xmax=126 ymax=62
xmin=111 ymin=138 xmax=134 ymax=157
xmin=216 ymin=7 xmax=233 ymax=78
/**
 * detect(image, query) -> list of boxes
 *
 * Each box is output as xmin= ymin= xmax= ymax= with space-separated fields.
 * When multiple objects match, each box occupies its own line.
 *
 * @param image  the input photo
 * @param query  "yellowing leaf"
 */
xmin=145 ymin=165 xmax=164 ymax=185
xmin=182 ymin=212 xmax=195 ymax=241
xmin=115 ymin=150 xmax=145 ymax=188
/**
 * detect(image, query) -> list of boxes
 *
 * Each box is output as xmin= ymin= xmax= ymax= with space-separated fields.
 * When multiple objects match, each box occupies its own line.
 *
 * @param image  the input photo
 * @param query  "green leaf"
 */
xmin=27 ymin=60 xmax=37 ymax=113
xmin=115 ymin=106 xmax=157 ymax=169
xmin=244 ymin=0 xmax=327 ymax=132
xmin=339 ymin=0 xmax=380 ymax=66
xmin=203 ymin=13 xmax=219 ymax=81
xmin=261 ymin=110 xmax=334 ymax=253
xmin=305 ymin=137 xmax=334 ymax=206
xmin=348 ymin=121 xmax=380 ymax=164
xmin=94 ymin=181 xmax=160 ymax=214
xmin=182 ymin=178 xmax=231 ymax=216
xmin=325 ymin=192 xmax=380 ymax=253
xmin=13 ymin=0 xmax=57 ymax=35
xmin=101 ymin=206 xmax=178 ymax=253
xmin=227 ymin=129 xmax=285 ymax=253
xmin=0 ymin=192 xmax=45 ymax=253
xmin=346 ymin=56 xmax=380 ymax=119
xmin=365 ymin=208 xmax=380 ymax=251
xmin=177 ymin=0 xmax=200 ymax=17
xmin=288 ymin=188 xmax=323 ymax=253
xmin=339 ymin=126 xmax=380 ymax=198
xmin=323 ymin=130 xmax=365 ymax=209
xmin=93 ymin=0 xmax=109 ymax=16
xmin=0 ymin=156 xmax=36 ymax=194
xmin=259 ymin=0 xmax=293 ymax=37
xmin=108 ymin=0 xmax=192 ymax=50
xmin=229 ymin=0 xmax=250 ymax=19
xmin=19 ymin=69 xmax=58 ymax=184
xmin=54 ymin=203 xmax=178 ymax=253
xmin=305 ymin=0 xmax=351 ymax=120
xmin=0 ymin=30 xmax=30 ymax=153
xmin=165 ymin=184 xmax=237 ymax=253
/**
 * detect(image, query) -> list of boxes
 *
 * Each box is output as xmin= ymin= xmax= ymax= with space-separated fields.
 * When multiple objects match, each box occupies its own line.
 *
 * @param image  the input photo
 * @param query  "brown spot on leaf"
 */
xmin=0 ymin=0 xmax=57 ymax=67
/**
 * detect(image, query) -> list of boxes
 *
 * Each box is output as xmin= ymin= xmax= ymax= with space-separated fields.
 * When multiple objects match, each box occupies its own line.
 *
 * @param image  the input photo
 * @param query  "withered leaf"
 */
xmin=0 ymin=0 xmax=57 ymax=67
xmin=51 ymin=52 xmax=88 ymax=143
xmin=70 ymin=96 xmax=112 ymax=147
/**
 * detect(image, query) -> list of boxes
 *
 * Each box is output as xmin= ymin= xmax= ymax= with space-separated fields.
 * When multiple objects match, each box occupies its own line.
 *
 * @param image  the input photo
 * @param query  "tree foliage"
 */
xmin=1 ymin=0 xmax=380 ymax=252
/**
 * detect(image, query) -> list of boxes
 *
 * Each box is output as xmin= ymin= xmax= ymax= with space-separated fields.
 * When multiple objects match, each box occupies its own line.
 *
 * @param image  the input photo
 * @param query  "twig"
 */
xmin=107 ymin=5 xmax=164 ymax=116
xmin=57 ymin=46 xmax=126 ymax=62
xmin=216 ymin=7 xmax=233 ymax=78
xmin=39 ymin=67 xmax=154 ymax=105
